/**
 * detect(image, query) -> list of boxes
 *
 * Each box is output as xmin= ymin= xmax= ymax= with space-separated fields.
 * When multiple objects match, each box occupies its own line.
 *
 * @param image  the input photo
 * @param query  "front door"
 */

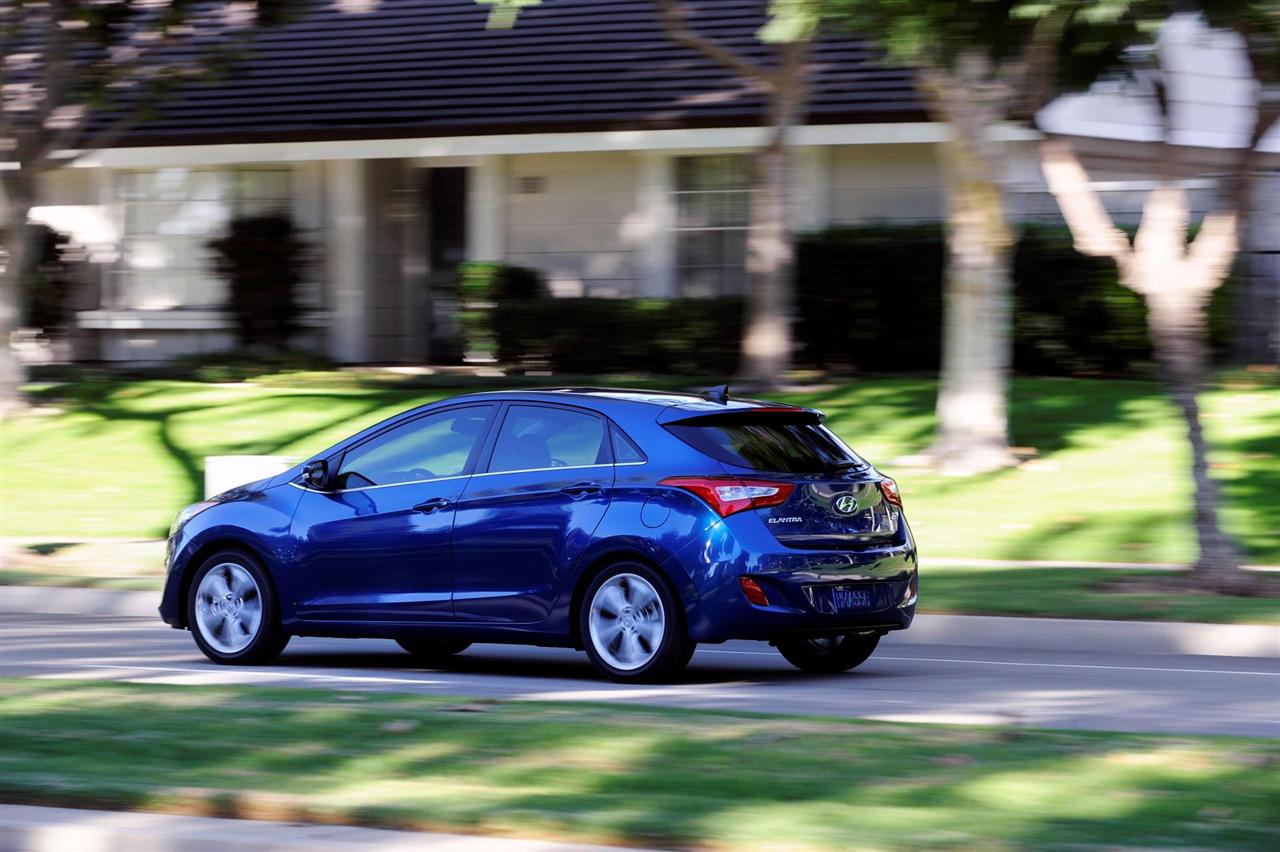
xmin=291 ymin=404 xmax=496 ymax=622
xmin=451 ymin=404 xmax=615 ymax=624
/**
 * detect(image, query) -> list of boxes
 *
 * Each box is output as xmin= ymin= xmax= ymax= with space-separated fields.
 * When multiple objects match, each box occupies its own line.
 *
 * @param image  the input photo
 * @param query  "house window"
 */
xmin=674 ymin=155 xmax=752 ymax=297
xmin=112 ymin=168 xmax=292 ymax=309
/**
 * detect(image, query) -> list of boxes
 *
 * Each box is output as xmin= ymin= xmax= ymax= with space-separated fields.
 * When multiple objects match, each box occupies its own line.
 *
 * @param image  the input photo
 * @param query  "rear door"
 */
xmin=450 ymin=403 xmax=615 ymax=624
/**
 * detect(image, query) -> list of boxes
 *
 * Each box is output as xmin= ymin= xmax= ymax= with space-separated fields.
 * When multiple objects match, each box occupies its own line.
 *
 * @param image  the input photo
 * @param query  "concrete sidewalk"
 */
xmin=2 ymin=584 xmax=1275 ymax=658
xmin=0 ymin=804 xmax=631 ymax=852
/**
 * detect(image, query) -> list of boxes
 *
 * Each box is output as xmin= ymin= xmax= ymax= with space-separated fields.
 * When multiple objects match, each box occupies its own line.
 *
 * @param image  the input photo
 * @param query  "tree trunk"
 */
xmin=1145 ymin=290 xmax=1248 ymax=590
xmin=739 ymin=133 xmax=794 ymax=387
xmin=921 ymin=64 xmax=1016 ymax=475
xmin=1 ymin=170 xmax=36 ymax=414
xmin=931 ymin=180 xmax=1016 ymax=474
xmin=737 ymin=66 xmax=806 ymax=389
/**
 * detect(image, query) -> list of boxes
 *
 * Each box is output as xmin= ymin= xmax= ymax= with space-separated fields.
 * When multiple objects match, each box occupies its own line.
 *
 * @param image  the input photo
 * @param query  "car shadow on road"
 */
xmin=271 ymin=645 xmax=893 ymax=686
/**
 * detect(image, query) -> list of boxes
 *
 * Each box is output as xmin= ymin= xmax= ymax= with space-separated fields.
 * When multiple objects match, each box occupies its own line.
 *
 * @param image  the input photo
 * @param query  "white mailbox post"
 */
xmin=204 ymin=456 xmax=295 ymax=498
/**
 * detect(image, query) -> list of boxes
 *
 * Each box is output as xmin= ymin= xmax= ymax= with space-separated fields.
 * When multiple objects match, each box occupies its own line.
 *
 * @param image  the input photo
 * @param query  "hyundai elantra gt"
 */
xmin=160 ymin=388 xmax=918 ymax=681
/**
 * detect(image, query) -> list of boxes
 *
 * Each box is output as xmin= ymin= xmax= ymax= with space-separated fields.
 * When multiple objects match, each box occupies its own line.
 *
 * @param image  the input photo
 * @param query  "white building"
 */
xmin=14 ymin=2 xmax=1277 ymax=364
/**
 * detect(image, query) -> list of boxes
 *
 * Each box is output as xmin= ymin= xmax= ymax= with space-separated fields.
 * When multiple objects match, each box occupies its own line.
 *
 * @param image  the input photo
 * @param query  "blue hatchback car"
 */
xmin=160 ymin=388 xmax=917 ymax=681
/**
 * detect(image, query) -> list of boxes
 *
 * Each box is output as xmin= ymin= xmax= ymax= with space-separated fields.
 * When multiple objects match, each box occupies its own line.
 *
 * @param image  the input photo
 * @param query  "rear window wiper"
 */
xmin=827 ymin=459 xmax=869 ymax=472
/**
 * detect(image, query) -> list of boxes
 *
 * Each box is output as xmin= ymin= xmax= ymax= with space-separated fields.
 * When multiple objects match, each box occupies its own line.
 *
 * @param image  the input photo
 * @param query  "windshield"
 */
xmin=666 ymin=415 xmax=869 ymax=474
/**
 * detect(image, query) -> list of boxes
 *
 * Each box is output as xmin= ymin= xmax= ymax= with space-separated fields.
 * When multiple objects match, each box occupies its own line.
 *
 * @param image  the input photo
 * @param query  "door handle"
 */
xmin=412 ymin=497 xmax=451 ymax=514
xmin=561 ymin=481 xmax=603 ymax=498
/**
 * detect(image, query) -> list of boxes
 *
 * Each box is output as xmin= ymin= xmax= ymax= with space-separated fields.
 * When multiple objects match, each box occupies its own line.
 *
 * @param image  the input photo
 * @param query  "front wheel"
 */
xmin=581 ymin=563 xmax=694 ymax=682
xmin=776 ymin=632 xmax=880 ymax=673
xmin=187 ymin=550 xmax=288 ymax=665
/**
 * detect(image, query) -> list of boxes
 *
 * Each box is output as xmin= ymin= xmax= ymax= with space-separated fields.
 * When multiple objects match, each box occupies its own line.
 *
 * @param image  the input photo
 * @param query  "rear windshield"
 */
xmin=666 ymin=414 xmax=868 ymax=474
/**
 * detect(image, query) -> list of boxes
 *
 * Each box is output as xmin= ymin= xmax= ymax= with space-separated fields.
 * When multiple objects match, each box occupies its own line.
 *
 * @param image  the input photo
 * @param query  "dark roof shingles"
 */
xmin=111 ymin=0 xmax=923 ymax=146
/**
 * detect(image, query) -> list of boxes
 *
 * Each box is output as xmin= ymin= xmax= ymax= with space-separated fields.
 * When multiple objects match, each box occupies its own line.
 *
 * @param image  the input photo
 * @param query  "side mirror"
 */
xmin=303 ymin=460 xmax=332 ymax=491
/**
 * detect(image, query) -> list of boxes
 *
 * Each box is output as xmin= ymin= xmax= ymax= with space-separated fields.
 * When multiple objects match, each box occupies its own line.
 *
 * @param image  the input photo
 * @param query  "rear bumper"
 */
xmin=666 ymin=513 xmax=919 ymax=643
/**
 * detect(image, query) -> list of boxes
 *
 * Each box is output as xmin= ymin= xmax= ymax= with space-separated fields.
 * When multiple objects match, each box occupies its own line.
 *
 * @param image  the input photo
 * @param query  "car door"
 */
xmin=291 ymin=404 xmax=496 ymax=623
xmin=450 ymin=403 xmax=615 ymax=624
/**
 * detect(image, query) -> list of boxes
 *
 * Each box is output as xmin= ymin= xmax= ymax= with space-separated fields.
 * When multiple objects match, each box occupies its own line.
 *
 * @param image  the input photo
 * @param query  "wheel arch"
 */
xmin=176 ymin=538 xmax=274 ymax=629
xmin=567 ymin=548 xmax=695 ymax=651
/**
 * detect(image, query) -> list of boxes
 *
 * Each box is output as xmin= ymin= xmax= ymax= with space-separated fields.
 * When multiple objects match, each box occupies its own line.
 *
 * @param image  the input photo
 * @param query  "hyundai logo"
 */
xmin=833 ymin=494 xmax=859 ymax=515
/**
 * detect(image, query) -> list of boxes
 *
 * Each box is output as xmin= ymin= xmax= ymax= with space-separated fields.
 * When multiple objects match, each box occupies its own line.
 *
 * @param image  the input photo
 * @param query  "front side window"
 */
xmin=674 ymin=155 xmax=752 ymax=297
xmin=488 ymin=405 xmax=608 ymax=473
xmin=666 ymin=414 xmax=868 ymax=474
xmin=112 ymin=168 xmax=292 ymax=309
xmin=336 ymin=405 xmax=494 ymax=488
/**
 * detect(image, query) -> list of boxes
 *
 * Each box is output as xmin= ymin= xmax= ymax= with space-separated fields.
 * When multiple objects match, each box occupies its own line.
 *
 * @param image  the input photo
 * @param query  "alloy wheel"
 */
xmin=194 ymin=561 xmax=264 ymax=654
xmin=587 ymin=572 xmax=666 ymax=671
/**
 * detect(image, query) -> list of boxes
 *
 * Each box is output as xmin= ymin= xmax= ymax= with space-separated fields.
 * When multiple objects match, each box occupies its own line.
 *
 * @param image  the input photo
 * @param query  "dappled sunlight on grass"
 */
xmin=3 ymin=375 xmax=1277 ymax=565
xmin=6 ymin=679 xmax=1276 ymax=850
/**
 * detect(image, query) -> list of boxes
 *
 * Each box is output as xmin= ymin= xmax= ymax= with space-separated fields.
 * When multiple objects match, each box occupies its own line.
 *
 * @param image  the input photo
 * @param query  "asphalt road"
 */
xmin=2 ymin=613 xmax=1276 ymax=736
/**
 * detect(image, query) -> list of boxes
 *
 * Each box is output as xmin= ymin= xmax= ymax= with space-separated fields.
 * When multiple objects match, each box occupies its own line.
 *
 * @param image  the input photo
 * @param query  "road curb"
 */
xmin=890 ymin=613 xmax=1278 ymax=658
xmin=3 ymin=584 xmax=1276 ymax=658
xmin=1 ymin=585 xmax=158 ymax=619
xmin=0 ymin=804 xmax=628 ymax=852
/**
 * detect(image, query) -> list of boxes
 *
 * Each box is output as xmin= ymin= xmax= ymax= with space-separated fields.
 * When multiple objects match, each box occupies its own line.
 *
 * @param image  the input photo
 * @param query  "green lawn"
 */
xmin=1 ymin=679 xmax=1276 ymax=850
xmin=3 ymin=373 xmax=1277 ymax=566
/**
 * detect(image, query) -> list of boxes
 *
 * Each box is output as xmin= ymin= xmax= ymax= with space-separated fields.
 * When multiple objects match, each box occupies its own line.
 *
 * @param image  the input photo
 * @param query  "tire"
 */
xmin=396 ymin=637 xmax=471 ymax=662
xmin=579 ymin=562 xmax=694 ymax=683
xmin=187 ymin=549 xmax=289 ymax=665
xmin=776 ymin=632 xmax=880 ymax=673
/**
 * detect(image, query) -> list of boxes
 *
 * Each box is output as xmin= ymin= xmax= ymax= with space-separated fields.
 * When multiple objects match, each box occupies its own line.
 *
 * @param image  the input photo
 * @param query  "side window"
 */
xmin=488 ymin=405 xmax=608 ymax=473
xmin=612 ymin=425 xmax=647 ymax=463
xmin=336 ymin=405 xmax=493 ymax=488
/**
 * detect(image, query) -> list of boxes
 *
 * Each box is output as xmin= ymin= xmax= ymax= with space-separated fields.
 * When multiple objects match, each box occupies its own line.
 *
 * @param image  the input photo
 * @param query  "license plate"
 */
xmin=832 ymin=586 xmax=873 ymax=611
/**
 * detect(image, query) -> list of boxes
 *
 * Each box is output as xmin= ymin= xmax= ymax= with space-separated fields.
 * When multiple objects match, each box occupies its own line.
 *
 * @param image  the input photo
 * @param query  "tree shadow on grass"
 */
xmin=2 ymin=681 xmax=1274 ymax=850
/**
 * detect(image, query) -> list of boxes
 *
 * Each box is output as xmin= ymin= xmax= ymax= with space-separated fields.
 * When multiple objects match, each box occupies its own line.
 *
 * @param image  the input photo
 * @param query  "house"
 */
xmin=14 ymin=1 xmax=1277 ymax=364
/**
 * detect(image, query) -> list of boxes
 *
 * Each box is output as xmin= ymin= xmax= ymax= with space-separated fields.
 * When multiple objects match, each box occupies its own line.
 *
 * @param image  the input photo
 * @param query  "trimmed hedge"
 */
xmin=494 ymin=297 xmax=744 ymax=375
xmin=494 ymin=225 xmax=1238 ymax=377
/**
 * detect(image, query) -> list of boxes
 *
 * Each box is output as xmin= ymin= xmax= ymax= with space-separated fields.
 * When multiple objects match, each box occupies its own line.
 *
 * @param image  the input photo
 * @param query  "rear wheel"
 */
xmin=581 ymin=563 xmax=694 ymax=682
xmin=776 ymin=632 xmax=880 ymax=673
xmin=187 ymin=550 xmax=288 ymax=665
xmin=396 ymin=637 xmax=471 ymax=663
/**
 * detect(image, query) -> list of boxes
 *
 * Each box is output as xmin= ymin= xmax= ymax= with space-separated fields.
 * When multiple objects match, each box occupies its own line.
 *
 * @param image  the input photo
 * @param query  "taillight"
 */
xmin=739 ymin=576 xmax=770 ymax=606
xmin=900 ymin=571 xmax=918 ymax=607
xmin=660 ymin=476 xmax=795 ymax=517
xmin=878 ymin=477 xmax=902 ymax=507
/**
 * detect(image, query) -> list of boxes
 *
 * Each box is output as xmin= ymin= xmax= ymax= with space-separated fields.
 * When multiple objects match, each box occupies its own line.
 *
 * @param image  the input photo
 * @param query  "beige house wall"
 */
xmin=504 ymin=152 xmax=646 ymax=298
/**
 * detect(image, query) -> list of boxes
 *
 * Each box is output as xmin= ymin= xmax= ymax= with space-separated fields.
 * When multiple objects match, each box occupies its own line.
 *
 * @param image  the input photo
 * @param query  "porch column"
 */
xmin=791 ymin=145 xmax=831 ymax=232
xmin=468 ymin=155 xmax=506 ymax=261
xmin=637 ymin=150 xmax=676 ymax=297
xmin=326 ymin=159 xmax=368 ymax=363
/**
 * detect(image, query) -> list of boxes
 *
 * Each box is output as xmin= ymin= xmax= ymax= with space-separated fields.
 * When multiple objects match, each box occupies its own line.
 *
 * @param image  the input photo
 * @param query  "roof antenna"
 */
xmin=704 ymin=384 xmax=730 ymax=404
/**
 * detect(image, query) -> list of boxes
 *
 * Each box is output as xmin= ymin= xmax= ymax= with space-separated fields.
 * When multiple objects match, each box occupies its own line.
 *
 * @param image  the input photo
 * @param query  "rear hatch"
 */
xmin=662 ymin=407 xmax=901 ymax=549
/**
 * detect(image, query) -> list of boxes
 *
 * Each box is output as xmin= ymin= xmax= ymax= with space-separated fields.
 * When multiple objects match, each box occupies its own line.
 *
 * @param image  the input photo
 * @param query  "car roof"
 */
xmin=444 ymin=387 xmax=817 ymax=417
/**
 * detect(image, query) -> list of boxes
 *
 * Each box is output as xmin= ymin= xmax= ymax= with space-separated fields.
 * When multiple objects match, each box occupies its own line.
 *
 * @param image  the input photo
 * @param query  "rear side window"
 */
xmin=666 ymin=414 xmax=866 ymax=474
xmin=612 ymin=426 xmax=647 ymax=463
xmin=488 ymin=405 xmax=608 ymax=473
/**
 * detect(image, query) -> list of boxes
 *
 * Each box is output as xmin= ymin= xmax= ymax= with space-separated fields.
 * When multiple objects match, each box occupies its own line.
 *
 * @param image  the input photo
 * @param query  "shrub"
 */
xmin=794 ymin=224 xmax=945 ymax=372
xmin=494 ymin=297 xmax=743 ymax=375
xmin=458 ymin=263 xmax=548 ymax=362
xmin=795 ymin=223 xmax=1239 ymax=376
xmin=208 ymin=213 xmax=309 ymax=349
xmin=2 ymin=224 xmax=78 ymax=331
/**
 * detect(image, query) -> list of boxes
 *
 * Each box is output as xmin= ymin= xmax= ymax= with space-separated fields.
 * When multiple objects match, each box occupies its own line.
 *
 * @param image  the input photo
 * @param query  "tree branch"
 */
xmin=652 ymin=0 xmax=775 ymax=87
xmin=1039 ymin=138 xmax=1133 ymax=268
xmin=1185 ymin=210 xmax=1239 ymax=293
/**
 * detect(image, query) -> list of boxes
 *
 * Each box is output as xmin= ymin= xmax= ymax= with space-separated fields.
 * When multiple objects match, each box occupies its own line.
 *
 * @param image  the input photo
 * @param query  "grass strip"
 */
xmin=1 ymin=678 xmax=1277 ymax=850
